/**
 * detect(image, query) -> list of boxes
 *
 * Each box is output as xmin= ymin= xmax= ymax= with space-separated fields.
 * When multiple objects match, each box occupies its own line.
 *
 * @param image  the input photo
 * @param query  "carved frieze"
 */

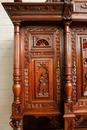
xmin=2 ymin=3 xmax=64 ymax=17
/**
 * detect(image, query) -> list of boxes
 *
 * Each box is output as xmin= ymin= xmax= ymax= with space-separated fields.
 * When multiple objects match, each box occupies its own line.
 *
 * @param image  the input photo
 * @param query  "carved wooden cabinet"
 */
xmin=2 ymin=0 xmax=87 ymax=130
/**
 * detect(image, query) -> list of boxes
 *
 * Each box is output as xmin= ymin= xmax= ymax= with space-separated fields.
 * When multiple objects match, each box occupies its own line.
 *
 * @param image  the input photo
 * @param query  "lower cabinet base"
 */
xmin=23 ymin=116 xmax=63 ymax=130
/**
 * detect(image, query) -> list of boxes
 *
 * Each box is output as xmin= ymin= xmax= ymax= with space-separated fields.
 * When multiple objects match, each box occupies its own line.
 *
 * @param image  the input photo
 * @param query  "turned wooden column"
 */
xmin=64 ymin=20 xmax=73 ymax=102
xmin=13 ymin=22 xmax=21 ymax=104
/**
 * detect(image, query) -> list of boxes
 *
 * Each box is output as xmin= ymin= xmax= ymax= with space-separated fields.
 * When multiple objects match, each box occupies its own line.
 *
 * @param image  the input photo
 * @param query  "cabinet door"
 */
xmin=71 ymin=26 xmax=87 ymax=100
xmin=76 ymin=35 xmax=87 ymax=97
xmin=22 ymin=26 xmax=63 ymax=117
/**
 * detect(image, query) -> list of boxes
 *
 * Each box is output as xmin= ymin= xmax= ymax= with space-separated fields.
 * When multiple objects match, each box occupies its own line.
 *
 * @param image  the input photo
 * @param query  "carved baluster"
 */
xmin=13 ymin=22 xmax=21 ymax=104
xmin=64 ymin=20 xmax=73 ymax=102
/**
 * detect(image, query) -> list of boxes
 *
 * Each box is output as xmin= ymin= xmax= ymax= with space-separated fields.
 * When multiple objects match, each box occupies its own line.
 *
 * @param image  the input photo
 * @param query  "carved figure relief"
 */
xmin=36 ymin=62 xmax=49 ymax=97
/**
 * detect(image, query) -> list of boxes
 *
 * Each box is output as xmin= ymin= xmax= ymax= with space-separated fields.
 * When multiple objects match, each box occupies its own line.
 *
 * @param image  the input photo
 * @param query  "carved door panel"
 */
xmin=22 ymin=26 xmax=63 ymax=118
xmin=76 ymin=35 xmax=87 ymax=97
xmin=71 ymin=26 xmax=87 ymax=100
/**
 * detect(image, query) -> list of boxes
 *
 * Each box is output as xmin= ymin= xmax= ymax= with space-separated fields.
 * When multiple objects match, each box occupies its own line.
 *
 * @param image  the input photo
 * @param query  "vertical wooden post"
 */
xmin=13 ymin=22 xmax=21 ymax=104
xmin=64 ymin=20 xmax=73 ymax=102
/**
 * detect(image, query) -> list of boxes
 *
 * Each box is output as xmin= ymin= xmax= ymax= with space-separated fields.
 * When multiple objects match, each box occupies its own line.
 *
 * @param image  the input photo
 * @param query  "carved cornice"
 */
xmin=2 ymin=3 xmax=64 ymax=15
xmin=2 ymin=2 xmax=65 ymax=22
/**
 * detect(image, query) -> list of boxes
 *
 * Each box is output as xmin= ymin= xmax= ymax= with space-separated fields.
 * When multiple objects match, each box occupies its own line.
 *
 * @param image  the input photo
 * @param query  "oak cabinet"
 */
xmin=2 ymin=0 xmax=87 ymax=130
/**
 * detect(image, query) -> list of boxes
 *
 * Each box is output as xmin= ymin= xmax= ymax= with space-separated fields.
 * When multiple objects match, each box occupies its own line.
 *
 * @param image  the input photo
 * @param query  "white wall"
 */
xmin=0 ymin=0 xmax=45 ymax=130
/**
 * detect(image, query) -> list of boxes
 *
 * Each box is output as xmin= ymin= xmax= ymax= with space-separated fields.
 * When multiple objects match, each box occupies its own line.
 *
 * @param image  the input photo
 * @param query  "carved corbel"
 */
xmin=63 ymin=0 xmax=73 ymax=20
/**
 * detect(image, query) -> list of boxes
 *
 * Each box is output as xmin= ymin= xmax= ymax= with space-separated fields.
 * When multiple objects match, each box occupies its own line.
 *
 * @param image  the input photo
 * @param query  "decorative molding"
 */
xmin=24 ymin=29 xmax=29 ymax=105
xmin=71 ymin=29 xmax=77 ymax=102
xmin=2 ymin=3 xmax=64 ymax=17
xmin=54 ymin=29 xmax=61 ymax=104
